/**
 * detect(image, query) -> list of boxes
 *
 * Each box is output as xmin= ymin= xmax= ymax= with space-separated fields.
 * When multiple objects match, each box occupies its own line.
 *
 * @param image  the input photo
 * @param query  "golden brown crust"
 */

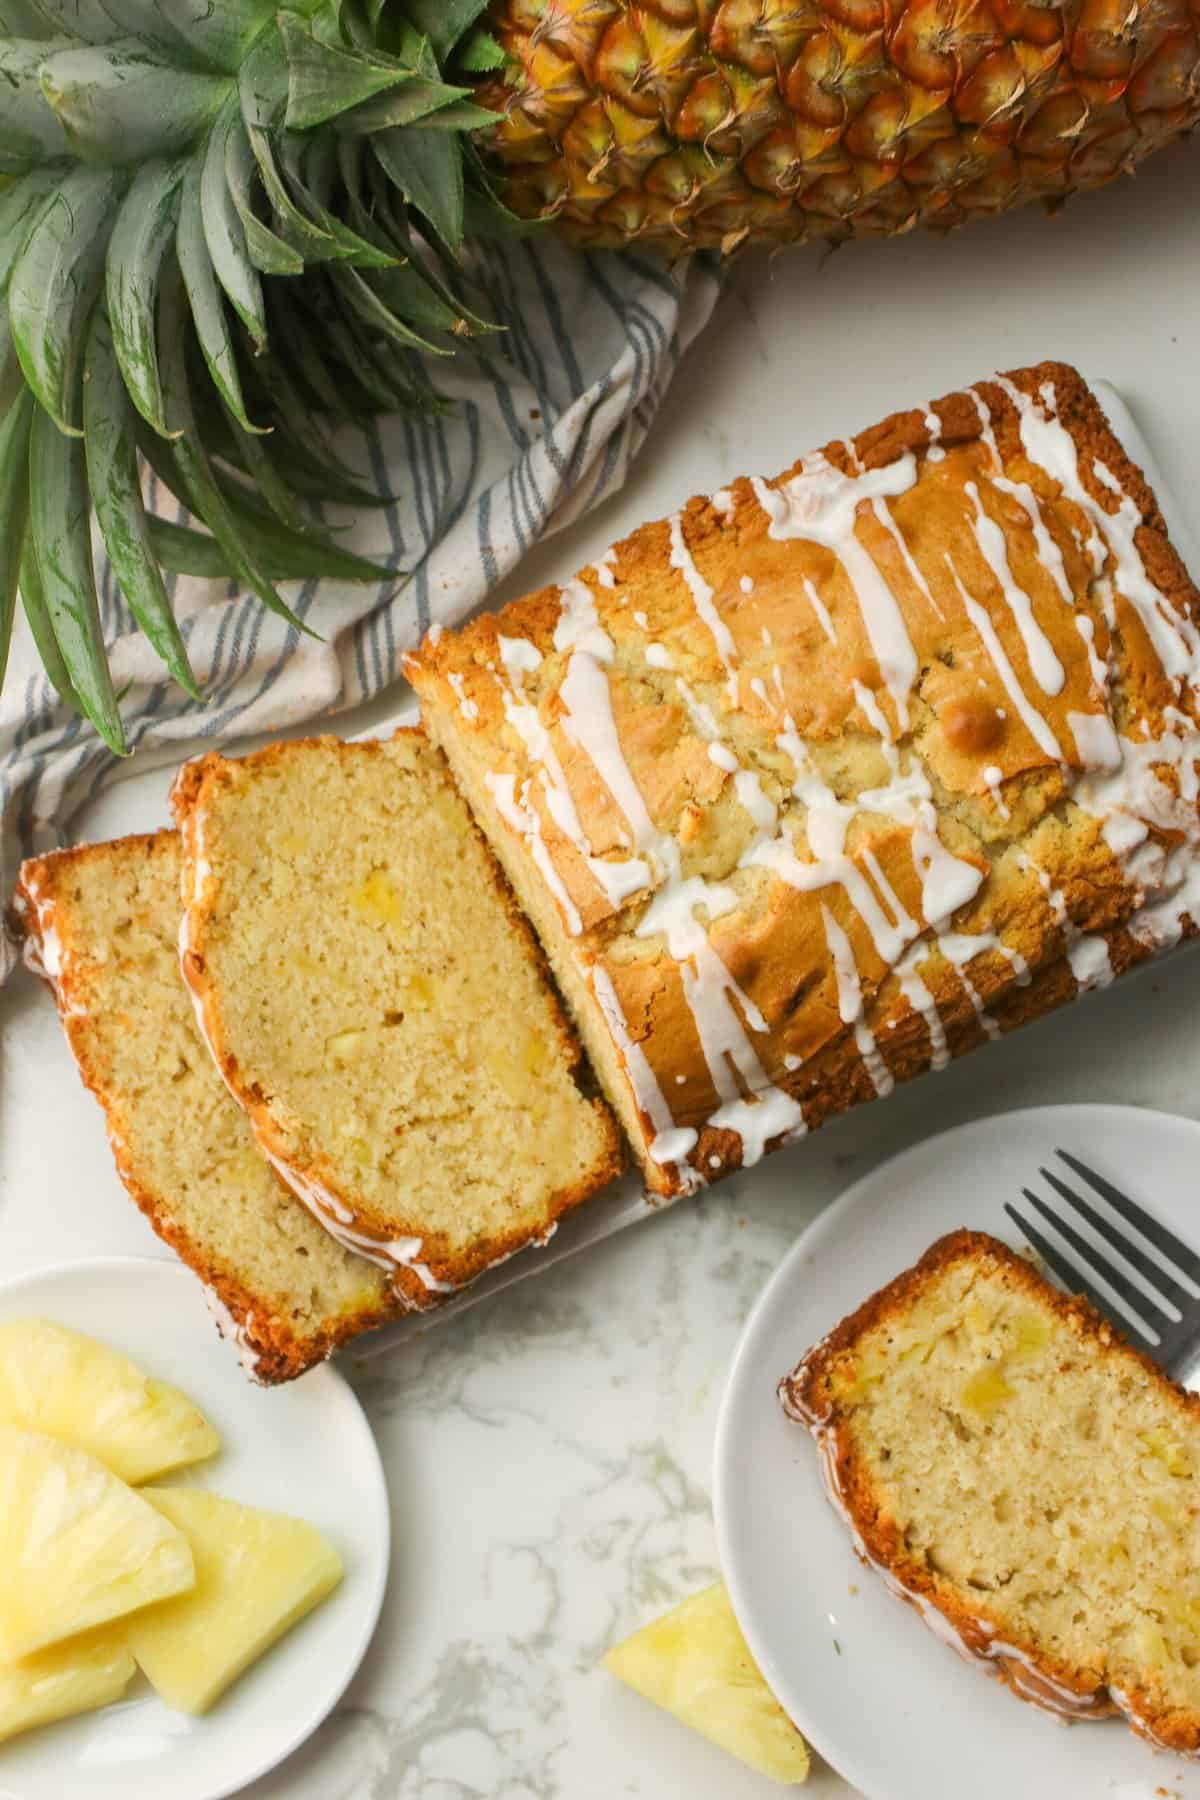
xmin=782 ymin=1230 xmax=1200 ymax=1754
xmin=12 ymin=837 xmax=406 ymax=1383
xmin=408 ymin=362 xmax=1200 ymax=1198
xmin=171 ymin=731 xmax=624 ymax=1302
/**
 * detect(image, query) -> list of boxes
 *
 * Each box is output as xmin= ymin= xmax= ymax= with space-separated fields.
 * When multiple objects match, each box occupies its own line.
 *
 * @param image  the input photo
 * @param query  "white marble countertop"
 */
xmin=3 ymin=138 xmax=1200 ymax=1797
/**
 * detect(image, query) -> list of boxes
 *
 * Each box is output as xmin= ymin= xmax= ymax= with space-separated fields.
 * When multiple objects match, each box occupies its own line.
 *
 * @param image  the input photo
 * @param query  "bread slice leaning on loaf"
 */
xmin=171 ymin=729 xmax=623 ymax=1307
xmin=12 ymin=835 xmax=406 ymax=1382
xmin=407 ymin=362 xmax=1200 ymax=1201
xmin=781 ymin=1230 xmax=1200 ymax=1754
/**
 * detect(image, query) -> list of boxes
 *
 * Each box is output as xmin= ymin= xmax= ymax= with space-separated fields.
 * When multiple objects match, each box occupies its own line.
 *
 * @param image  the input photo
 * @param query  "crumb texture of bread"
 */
xmin=12 ymin=836 xmax=402 ymax=1383
xmin=406 ymin=363 xmax=1200 ymax=1197
xmin=781 ymin=1231 xmax=1200 ymax=1754
xmin=171 ymin=731 xmax=623 ymax=1303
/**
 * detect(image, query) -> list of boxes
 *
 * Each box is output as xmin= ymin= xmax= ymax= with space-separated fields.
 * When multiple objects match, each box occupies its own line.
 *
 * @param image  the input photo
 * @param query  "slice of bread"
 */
xmin=13 ymin=835 xmax=405 ymax=1383
xmin=171 ymin=730 xmax=623 ymax=1305
xmin=780 ymin=1230 xmax=1200 ymax=1754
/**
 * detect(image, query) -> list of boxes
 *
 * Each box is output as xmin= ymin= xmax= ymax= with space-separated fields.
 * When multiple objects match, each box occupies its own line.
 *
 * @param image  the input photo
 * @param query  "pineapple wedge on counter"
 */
xmin=0 ymin=1426 xmax=195 ymax=1661
xmin=127 ymin=1490 xmax=344 ymax=1714
xmin=605 ymin=1582 xmax=809 ymax=1785
xmin=0 ymin=1319 xmax=219 ymax=1485
xmin=0 ymin=1632 xmax=136 ymax=1745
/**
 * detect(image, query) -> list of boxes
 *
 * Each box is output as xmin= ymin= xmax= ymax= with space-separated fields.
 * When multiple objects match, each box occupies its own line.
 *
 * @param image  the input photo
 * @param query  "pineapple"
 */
xmin=0 ymin=5 xmax=508 ymax=748
xmin=0 ymin=1425 xmax=194 ymax=1660
xmin=126 ymin=1488 xmax=344 ymax=1714
xmin=477 ymin=1 xmax=1200 ymax=253
xmin=0 ymin=1319 xmax=219 ymax=1485
xmin=0 ymin=1630 xmax=135 ymax=1745
xmin=604 ymin=1580 xmax=810 ymax=1785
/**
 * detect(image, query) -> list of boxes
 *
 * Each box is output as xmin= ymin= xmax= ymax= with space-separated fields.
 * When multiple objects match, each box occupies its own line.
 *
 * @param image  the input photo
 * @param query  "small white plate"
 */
xmin=0 ymin=1256 xmax=390 ymax=1800
xmin=714 ymin=1103 xmax=1200 ymax=1800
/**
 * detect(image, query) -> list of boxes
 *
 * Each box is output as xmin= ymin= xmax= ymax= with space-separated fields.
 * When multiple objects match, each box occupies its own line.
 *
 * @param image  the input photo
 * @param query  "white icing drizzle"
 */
xmin=802 ymin=574 xmax=838 ymax=643
xmin=707 ymin=742 xmax=738 ymax=773
xmin=645 ymin=643 xmax=673 ymax=669
xmin=752 ymin=453 xmax=920 ymax=729
xmin=591 ymin=963 xmax=699 ymax=1185
xmin=486 ymin=771 xmax=583 ymax=935
xmin=594 ymin=549 xmax=617 ymax=589
xmin=669 ymin=511 xmax=739 ymax=704
xmin=923 ymin=406 xmax=945 ymax=463
xmin=821 ymin=903 xmax=893 ymax=1097
xmin=1066 ymin=934 xmax=1114 ymax=993
xmin=981 ymin=764 xmax=1010 ymax=818
xmin=446 ymin=671 xmax=478 ymax=722
xmin=936 ymin=931 xmax=1002 ymax=1040
xmin=740 ymin=574 xmax=754 ymax=594
xmin=969 ymin=388 xmax=1076 ymax=612
xmin=994 ymin=374 xmax=1200 ymax=683
xmin=872 ymin=498 xmax=945 ymax=621
xmin=894 ymin=947 xmax=950 ymax=1070
xmin=202 ymin=1288 xmax=267 ymax=1381
xmin=1067 ymin=709 xmax=1121 ymax=772
xmin=965 ymin=480 xmax=1065 ymax=695
xmin=711 ymin=487 xmax=734 ymax=514
xmin=1075 ymin=612 xmax=1109 ymax=693
xmin=944 ymin=553 xmax=1065 ymax=763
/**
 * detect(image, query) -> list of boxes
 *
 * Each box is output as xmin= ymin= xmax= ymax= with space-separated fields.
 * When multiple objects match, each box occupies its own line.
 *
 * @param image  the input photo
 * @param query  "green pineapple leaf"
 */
xmin=28 ymin=398 xmax=128 ymax=751
xmin=8 ymin=163 xmax=126 ymax=431
xmin=0 ymin=387 xmax=34 ymax=691
xmin=200 ymin=98 xmax=267 ymax=346
xmin=104 ymin=158 xmax=185 ymax=435
xmin=83 ymin=309 xmax=201 ymax=698
xmin=39 ymin=41 xmax=230 ymax=161
xmin=176 ymin=152 xmax=264 ymax=432
xmin=19 ymin=533 xmax=84 ymax=715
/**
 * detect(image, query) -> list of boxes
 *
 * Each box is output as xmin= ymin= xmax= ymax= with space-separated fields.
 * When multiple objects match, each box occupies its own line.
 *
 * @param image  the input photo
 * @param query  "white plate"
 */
xmin=0 ymin=1257 xmax=390 ymax=1800
xmin=714 ymin=1104 xmax=1200 ymax=1800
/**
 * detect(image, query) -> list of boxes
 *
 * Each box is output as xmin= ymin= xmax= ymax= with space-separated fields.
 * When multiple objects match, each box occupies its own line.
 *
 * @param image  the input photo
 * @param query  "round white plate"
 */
xmin=714 ymin=1103 xmax=1200 ymax=1800
xmin=0 ymin=1256 xmax=390 ymax=1800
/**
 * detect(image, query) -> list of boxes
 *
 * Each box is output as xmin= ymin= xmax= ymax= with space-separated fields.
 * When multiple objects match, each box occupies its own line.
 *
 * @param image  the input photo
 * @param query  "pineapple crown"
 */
xmin=0 ymin=0 xmax=519 ymax=752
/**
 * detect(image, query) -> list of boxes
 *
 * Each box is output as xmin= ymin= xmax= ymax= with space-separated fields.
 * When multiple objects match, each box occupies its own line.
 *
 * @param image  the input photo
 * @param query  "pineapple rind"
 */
xmin=0 ymin=1425 xmax=195 ymax=1661
xmin=0 ymin=1630 xmax=136 ymax=1744
xmin=127 ymin=1488 xmax=344 ymax=1715
xmin=0 ymin=1319 xmax=220 ymax=1484
xmin=604 ymin=1581 xmax=809 ymax=1784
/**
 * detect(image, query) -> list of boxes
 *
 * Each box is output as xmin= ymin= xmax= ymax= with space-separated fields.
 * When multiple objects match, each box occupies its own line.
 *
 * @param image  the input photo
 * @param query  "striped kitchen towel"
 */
xmin=0 ymin=239 xmax=721 ymax=982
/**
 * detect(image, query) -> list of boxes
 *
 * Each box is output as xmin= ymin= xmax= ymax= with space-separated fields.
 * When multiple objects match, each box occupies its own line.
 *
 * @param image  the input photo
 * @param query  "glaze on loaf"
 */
xmin=408 ymin=363 xmax=1200 ymax=1197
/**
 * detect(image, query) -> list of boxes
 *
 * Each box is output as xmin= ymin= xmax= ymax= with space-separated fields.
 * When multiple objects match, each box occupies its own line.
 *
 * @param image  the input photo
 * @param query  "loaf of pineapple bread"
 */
xmin=13 ymin=836 xmax=404 ymax=1382
xmin=171 ymin=730 xmax=623 ymax=1305
xmin=780 ymin=1230 xmax=1200 ymax=1754
xmin=407 ymin=363 xmax=1200 ymax=1198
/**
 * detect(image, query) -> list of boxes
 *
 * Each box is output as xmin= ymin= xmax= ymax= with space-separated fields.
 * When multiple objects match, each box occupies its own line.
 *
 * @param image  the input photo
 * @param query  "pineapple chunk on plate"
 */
xmin=127 ymin=1489 xmax=344 ymax=1714
xmin=605 ymin=1581 xmax=809 ymax=1785
xmin=0 ymin=1318 xmax=219 ymax=1484
xmin=0 ymin=1424 xmax=195 ymax=1661
xmin=0 ymin=1631 xmax=136 ymax=1745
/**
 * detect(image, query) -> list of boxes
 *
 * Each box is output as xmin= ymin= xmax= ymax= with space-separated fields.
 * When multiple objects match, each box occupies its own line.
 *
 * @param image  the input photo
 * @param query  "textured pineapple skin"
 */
xmin=0 ymin=1632 xmax=136 ymax=1745
xmin=0 ymin=1319 xmax=219 ymax=1485
xmin=479 ymin=0 xmax=1200 ymax=251
xmin=605 ymin=1580 xmax=809 ymax=1783
xmin=127 ymin=1488 xmax=344 ymax=1715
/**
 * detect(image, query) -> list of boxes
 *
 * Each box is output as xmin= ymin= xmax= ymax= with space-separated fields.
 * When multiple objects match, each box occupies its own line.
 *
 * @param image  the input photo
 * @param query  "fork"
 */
xmin=1004 ymin=1150 xmax=1200 ymax=1379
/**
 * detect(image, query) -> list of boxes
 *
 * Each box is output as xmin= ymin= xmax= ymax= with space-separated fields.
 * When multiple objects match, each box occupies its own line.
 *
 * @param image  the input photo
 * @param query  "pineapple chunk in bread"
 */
xmin=127 ymin=1488 xmax=343 ymax=1714
xmin=605 ymin=1582 xmax=809 ymax=1784
xmin=408 ymin=364 xmax=1200 ymax=1199
xmin=0 ymin=1319 xmax=218 ymax=1484
xmin=0 ymin=1426 xmax=194 ymax=1660
xmin=0 ymin=1631 xmax=135 ymax=1744
xmin=171 ymin=730 xmax=623 ymax=1305
xmin=780 ymin=1231 xmax=1200 ymax=1755
xmin=13 ymin=836 xmax=406 ymax=1382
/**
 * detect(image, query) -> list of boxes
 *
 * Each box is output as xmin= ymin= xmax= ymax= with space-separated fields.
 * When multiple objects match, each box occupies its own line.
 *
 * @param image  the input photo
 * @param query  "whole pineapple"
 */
xmin=0 ymin=1 xmax=512 ymax=750
xmin=476 ymin=0 xmax=1200 ymax=250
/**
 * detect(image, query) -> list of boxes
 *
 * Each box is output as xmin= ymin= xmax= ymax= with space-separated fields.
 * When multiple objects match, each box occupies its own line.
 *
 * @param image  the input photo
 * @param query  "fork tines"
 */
xmin=1004 ymin=1150 xmax=1200 ymax=1359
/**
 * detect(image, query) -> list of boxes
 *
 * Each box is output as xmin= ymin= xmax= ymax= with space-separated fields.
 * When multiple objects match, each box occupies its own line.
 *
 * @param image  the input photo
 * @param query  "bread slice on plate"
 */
xmin=13 ymin=835 xmax=404 ymax=1383
xmin=780 ymin=1229 xmax=1200 ymax=1754
xmin=171 ymin=730 xmax=623 ymax=1307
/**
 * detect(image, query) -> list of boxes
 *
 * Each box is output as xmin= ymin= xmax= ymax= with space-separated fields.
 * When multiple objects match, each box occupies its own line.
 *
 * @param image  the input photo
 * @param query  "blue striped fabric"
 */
xmin=0 ymin=240 xmax=721 ymax=981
